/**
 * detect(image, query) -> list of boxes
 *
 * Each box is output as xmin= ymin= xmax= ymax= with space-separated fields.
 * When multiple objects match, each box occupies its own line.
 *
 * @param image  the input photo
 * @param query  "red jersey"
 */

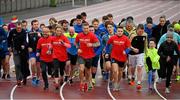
xmin=52 ymin=35 xmax=70 ymax=62
xmin=36 ymin=36 xmax=53 ymax=62
xmin=107 ymin=35 xmax=130 ymax=62
xmin=75 ymin=32 xmax=99 ymax=59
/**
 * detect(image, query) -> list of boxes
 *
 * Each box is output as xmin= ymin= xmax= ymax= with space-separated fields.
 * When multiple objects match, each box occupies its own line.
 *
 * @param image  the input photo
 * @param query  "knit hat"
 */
xmin=174 ymin=23 xmax=180 ymax=31
xmin=11 ymin=15 xmax=18 ymax=23
xmin=146 ymin=17 xmax=153 ymax=24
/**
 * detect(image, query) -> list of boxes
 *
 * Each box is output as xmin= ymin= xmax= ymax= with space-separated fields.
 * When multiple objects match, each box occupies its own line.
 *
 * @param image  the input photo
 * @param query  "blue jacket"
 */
xmin=98 ymin=24 xmax=108 ymax=36
xmin=94 ymin=34 xmax=103 ymax=56
xmin=102 ymin=33 xmax=113 ymax=54
xmin=95 ymin=28 xmax=102 ymax=38
xmin=99 ymin=23 xmax=117 ymax=36
xmin=64 ymin=32 xmax=78 ymax=55
xmin=74 ymin=24 xmax=83 ymax=33
xmin=144 ymin=24 xmax=156 ymax=40
xmin=0 ymin=27 xmax=8 ymax=57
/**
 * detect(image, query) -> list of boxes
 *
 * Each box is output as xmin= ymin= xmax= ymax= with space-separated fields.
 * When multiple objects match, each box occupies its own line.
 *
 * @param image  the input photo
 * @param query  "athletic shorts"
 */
xmin=29 ymin=52 xmax=40 ymax=62
xmin=78 ymin=56 xmax=93 ymax=69
xmin=92 ymin=55 xmax=100 ymax=68
xmin=68 ymin=53 xmax=78 ymax=65
xmin=111 ymin=58 xmax=125 ymax=68
xmin=128 ymin=53 xmax=144 ymax=67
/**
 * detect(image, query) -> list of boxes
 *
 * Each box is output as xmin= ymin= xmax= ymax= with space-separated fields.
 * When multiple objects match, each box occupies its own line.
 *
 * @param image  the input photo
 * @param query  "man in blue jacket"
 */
xmin=0 ymin=27 xmax=9 ymax=78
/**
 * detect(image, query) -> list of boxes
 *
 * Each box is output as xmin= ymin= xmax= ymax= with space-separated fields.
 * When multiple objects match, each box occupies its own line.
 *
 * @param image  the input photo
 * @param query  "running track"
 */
xmin=0 ymin=0 xmax=180 ymax=99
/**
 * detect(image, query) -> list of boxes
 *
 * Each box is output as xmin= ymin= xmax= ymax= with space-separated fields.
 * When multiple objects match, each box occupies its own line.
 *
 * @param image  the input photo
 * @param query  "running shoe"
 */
xmin=64 ymin=76 xmax=69 ymax=82
xmin=80 ymin=83 xmax=84 ymax=92
xmin=84 ymin=83 xmax=88 ymax=92
xmin=109 ymin=81 xmax=113 ymax=89
xmin=23 ymin=78 xmax=27 ymax=85
xmin=165 ymin=88 xmax=170 ymax=94
xmin=7 ymin=74 xmax=11 ymax=79
xmin=136 ymin=84 xmax=142 ymax=91
xmin=69 ymin=79 xmax=73 ymax=85
xmin=2 ymin=74 xmax=6 ymax=79
xmin=32 ymin=77 xmax=37 ymax=86
xmin=92 ymin=78 xmax=96 ymax=86
xmin=113 ymin=83 xmax=120 ymax=91
xmin=36 ymin=79 xmax=40 ymax=85
xmin=17 ymin=80 xmax=22 ymax=87
xmin=88 ymin=84 xmax=93 ymax=91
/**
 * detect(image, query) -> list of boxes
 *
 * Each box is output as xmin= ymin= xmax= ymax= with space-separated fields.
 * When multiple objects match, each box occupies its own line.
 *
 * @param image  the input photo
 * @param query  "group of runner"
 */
xmin=0 ymin=12 xmax=180 ymax=94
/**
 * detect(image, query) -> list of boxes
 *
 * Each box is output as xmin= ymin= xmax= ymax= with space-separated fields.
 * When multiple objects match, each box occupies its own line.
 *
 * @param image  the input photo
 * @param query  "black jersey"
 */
xmin=129 ymin=35 xmax=146 ymax=55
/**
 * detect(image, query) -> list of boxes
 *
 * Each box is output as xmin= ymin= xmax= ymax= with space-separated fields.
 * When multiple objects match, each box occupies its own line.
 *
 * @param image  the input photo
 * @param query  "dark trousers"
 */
xmin=40 ymin=61 xmax=53 ymax=88
xmin=13 ymin=51 xmax=30 ymax=81
xmin=158 ymin=58 xmax=166 ymax=79
xmin=53 ymin=59 xmax=66 ymax=77
xmin=165 ymin=61 xmax=174 ymax=88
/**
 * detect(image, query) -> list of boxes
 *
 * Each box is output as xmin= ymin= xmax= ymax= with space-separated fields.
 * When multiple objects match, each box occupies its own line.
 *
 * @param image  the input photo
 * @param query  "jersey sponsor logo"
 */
xmin=113 ymin=40 xmax=125 ymax=45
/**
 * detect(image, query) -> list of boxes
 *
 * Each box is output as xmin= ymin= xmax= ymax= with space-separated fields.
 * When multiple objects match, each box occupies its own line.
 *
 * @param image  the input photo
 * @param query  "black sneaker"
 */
xmin=23 ymin=79 xmax=27 ymax=85
xmin=17 ymin=81 xmax=22 ymax=87
xmin=2 ymin=74 xmax=6 ymax=79
xmin=64 ymin=76 xmax=69 ymax=82
xmin=69 ymin=79 xmax=73 ymax=84
xmin=122 ymin=72 xmax=126 ymax=79
xmin=44 ymin=87 xmax=48 ymax=90
xmin=7 ymin=74 xmax=10 ymax=79
xmin=44 ymin=83 xmax=49 ymax=90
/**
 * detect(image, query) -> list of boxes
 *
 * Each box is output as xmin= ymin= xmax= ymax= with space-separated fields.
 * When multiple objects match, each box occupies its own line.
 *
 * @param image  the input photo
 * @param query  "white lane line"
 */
xmin=26 ymin=0 xmax=127 ymax=22
xmin=140 ymin=4 xmax=180 ymax=23
xmin=154 ymin=78 xmax=167 ymax=100
xmin=60 ymin=82 xmax=66 ymax=100
xmin=10 ymin=85 xmax=17 ymax=100
xmin=10 ymin=76 xmax=31 ymax=100
xmin=167 ymin=11 xmax=180 ymax=20
xmin=107 ymin=80 xmax=116 ymax=100
xmin=86 ymin=0 xmax=150 ymax=23
xmin=27 ymin=0 xmax=136 ymax=26
xmin=134 ymin=1 xmax=173 ymax=18
xmin=114 ymin=1 xmax=162 ymax=19
xmin=60 ymin=76 xmax=75 ymax=100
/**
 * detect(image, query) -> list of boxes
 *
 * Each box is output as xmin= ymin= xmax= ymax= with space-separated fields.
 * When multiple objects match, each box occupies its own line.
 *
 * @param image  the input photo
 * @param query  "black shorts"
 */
xmin=78 ymin=56 xmax=93 ymax=69
xmin=111 ymin=58 xmax=125 ymax=68
xmin=104 ymin=54 xmax=111 ymax=62
xmin=92 ymin=55 xmax=100 ymax=68
xmin=68 ymin=53 xmax=78 ymax=65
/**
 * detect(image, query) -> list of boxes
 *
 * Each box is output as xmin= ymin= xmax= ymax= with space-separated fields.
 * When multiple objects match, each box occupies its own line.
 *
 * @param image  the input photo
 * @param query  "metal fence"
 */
xmin=0 ymin=0 xmax=72 ymax=14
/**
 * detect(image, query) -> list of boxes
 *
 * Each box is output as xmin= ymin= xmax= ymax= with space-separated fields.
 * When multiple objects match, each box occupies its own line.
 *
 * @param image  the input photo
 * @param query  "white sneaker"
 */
xmin=165 ymin=88 xmax=170 ymax=94
xmin=157 ymin=78 xmax=162 ymax=83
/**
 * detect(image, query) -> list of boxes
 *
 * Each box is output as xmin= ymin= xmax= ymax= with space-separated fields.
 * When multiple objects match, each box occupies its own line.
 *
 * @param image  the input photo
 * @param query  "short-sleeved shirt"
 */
xmin=75 ymin=32 xmax=99 ymax=59
xmin=52 ymin=35 xmax=70 ymax=61
xmin=107 ymin=35 xmax=130 ymax=62
xmin=36 ymin=36 xmax=53 ymax=62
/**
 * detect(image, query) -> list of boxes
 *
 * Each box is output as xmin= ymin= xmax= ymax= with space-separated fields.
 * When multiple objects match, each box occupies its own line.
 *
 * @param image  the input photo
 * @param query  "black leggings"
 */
xmin=53 ymin=59 xmax=66 ymax=77
xmin=164 ymin=61 xmax=174 ymax=88
xmin=40 ymin=61 xmax=53 ymax=87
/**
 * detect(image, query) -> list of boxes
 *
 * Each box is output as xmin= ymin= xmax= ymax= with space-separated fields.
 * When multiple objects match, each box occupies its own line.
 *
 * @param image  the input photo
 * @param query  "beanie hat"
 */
xmin=174 ymin=23 xmax=180 ymax=31
xmin=11 ymin=15 xmax=18 ymax=23
xmin=146 ymin=17 xmax=153 ymax=24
